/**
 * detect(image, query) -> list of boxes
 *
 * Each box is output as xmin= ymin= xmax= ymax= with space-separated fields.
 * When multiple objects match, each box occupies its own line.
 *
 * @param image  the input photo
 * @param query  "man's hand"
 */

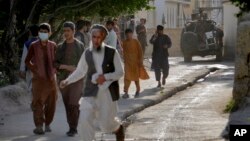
xmin=19 ymin=71 xmax=26 ymax=79
xmin=96 ymin=74 xmax=106 ymax=85
xmin=60 ymin=80 xmax=68 ymax=89
xmin=60 ymin=65 xmax=76 ymax=72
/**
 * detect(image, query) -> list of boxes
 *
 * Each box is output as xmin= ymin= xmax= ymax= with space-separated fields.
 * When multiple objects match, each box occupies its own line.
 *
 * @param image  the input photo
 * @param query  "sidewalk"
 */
xmin=117 ymin=59 xmax=217 ymax=120
xmin=0 ymin=58 xmax=227 ymax=141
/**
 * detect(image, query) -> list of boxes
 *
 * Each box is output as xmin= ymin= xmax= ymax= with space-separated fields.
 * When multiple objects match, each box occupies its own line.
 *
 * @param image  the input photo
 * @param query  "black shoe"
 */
xmin=134 ymin=92 xmax=140 ymax=98
xmin=122 ymin=93 xmax=129 ymax=99
xmin=33 ymin=127 xmax=45 ymax=135
xmin=67 ymin=128 xmax=77 ymax=137
xmin=157 ymin=82 xmax=161 ymax=88
xmin=115 ymin=125 xmax=125 ymax=141
xmin=162 ymin=78 xmax=166 ymax=85
xmin=45 ymin=125 xmax=51 ymax=132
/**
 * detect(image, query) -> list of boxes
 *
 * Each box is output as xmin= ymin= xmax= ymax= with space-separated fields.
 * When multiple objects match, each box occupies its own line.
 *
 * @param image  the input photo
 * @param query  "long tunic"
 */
xmin=105 ymin=29 xmax=118 ymax=48
xmin=55 ymin=39 xmax=85 ymax=104
xmin=136 ymin=24 xmax=147 ymax=50
xmin=122 ymin=39 xmax=143 ymax=81
xmin=65 ymin=43 xmax=124 ymax=140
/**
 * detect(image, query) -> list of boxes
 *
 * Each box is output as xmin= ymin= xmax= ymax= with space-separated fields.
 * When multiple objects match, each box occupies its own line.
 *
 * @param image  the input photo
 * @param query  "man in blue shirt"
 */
xmin=19 ymin=25 xmax=39 ymax=91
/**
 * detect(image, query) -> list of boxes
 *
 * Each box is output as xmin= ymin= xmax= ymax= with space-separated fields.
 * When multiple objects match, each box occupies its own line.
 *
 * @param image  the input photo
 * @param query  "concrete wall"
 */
xmin=233 ymin=13 xmax=250 ymax=106
xmin=223 ymin=1 xmax=239 ymax=59
xmin=144 ymin=28 xmax=182 ymax=57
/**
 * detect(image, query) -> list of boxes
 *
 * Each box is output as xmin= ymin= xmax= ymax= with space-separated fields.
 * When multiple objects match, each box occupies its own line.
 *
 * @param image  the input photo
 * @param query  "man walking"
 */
xmin=105 ymin=20 xmax=118 ymax=48
xmin=75 ymin=20 xmax=91 ymax=47
xmin=60 ymin=24 xmax=125 ymax=141
xmin=55 ymin=21 xmax=85 ymax=136
xmin=150 ymin=25 xmax=172 ymax=88
xmin=122 ymin=29 xmax=143 ymax=99
xmin=25 ymin=23 xmax=57 ymax=135
xmin=19 ymin=25 xmax=39 ymax=91
xmin=136 ymin=18 xmax=147 ymax=55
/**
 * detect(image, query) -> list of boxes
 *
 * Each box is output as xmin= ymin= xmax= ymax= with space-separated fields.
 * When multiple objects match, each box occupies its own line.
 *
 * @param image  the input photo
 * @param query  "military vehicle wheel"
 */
xmin=184 ymin=54 xmax=192 ymax=62
xmin=216 ymin=48 xmax=223 ymax=62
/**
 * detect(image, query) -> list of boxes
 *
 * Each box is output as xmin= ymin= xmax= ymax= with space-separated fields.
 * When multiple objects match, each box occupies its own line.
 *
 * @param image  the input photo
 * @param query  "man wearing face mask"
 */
xmin=55 ymin=21 xmax=85 ymax=137
xmin=25 ymin=23 xmax=57 ymax=135
xmin=60 ymin=24 xmax=125 ymax=141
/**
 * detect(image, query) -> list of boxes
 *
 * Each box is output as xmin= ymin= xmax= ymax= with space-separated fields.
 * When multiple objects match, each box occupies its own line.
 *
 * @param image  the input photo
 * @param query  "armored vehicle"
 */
xmin=180 ymin=10 xmax=223 ymax=62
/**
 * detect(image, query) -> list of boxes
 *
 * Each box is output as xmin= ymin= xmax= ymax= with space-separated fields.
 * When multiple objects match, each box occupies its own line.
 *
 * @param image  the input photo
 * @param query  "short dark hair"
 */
xmin=63 ymin=21 xmax=75 ymax=31
xmin=157 ymin=25 xmax=164 ymax=31
xmin=39 ymin=23 xmax=51 ymax=32
xmin=125 ymin=29 xmax=133 ymax=34
xmin=106 ymin=20 xmax=114 ymax=26
xmin=29 ymin=25 xmax=39 ymax=37
xmin=76 ymin=20 xmax=91 ymax=31
xmin=85 ymin=20 xmax=91 ymax=26
xmin=90 ymin=24 xmax=108 ymax=36
xmin=76 ymin=20 xmax=85 ymax=31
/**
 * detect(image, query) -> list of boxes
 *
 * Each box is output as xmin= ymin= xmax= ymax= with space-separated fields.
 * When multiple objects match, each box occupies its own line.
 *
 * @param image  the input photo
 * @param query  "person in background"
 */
xmin=113 ymin=18 xmax=123 ymax=54
xmin=150 ymin=25 xmax=172 ymax=88
xmin=136 ymin=18 xmax=147 ymax=55
xmin=25 ymin=23 xmax=57 ymax=135
xmin=128 ymin=19 xmax=135 ymax=33
xmin=55 ymin=21 xmax=85 ymax=137
xmin=19 ymin=25 xmax=39 ymax=91
xmin=105 ymin=20 xmax=118 ymax=48
xmin=75 ymin=20 xmax=91 ymax=47
xmin=122 ymin=29 xmax=143 ymax=99
xmin=60 ymin=24 xmax=125 ymax=141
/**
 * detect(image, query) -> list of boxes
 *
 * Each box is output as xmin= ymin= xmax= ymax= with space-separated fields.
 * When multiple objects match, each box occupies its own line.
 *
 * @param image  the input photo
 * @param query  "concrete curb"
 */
xmin=120 ymin=67 xmax=218 ymax=121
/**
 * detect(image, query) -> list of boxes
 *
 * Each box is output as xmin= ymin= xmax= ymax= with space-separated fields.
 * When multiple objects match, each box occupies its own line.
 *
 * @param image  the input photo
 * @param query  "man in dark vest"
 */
xmin=60 ymin=24 xmax=125 ymax=141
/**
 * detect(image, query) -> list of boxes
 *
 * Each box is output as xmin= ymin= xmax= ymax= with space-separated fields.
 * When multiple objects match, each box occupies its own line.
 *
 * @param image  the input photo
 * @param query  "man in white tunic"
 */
xmin=105 ymin=20 xmax=118 ymax=48
xmin=60 ymin=24 xmax=125 ymax=141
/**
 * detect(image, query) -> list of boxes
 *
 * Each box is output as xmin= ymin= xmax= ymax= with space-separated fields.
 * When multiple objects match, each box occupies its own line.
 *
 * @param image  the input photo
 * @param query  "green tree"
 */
xmin=230 ymin=0 xmax=250 ymax=17
xmin=0 ymin=0 xmax=151 ymax=85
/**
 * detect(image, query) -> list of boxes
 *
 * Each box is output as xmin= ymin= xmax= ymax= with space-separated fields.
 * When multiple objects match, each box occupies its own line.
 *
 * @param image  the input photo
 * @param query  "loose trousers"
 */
xmin=154 ymin=58 xmax=169 ymax=81
xmin=60 ymin=79 xmax=83 ymax=130
xmin=31 ymin=77 xmax=57 ymax=127
xmin=124 ymin=79 xmax=140 ymax=93
xmin=79 ymin=88 xmax=120 ymax=141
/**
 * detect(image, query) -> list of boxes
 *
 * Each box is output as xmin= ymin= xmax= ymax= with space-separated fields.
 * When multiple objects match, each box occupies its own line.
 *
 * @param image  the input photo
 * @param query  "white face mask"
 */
xmin=39 ymin=32 xmax=49 ymax=41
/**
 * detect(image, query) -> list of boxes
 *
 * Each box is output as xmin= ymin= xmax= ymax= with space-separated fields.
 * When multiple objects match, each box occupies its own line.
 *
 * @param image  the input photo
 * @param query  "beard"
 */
xmin=93 ymin=46 xmax=101 ymax=52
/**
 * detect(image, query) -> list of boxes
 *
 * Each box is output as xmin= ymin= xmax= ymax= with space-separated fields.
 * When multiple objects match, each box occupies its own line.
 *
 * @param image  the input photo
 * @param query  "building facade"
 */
xmin=134 ymin=0 xmax=224 ymax=57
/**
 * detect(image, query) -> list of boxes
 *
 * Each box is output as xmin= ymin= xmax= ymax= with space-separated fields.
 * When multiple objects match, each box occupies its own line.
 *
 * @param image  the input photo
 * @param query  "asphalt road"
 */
xmin=125 ymin=65 xmax=233 ymax=141
xmin=0 ymin=56 xmax=234 ymax=141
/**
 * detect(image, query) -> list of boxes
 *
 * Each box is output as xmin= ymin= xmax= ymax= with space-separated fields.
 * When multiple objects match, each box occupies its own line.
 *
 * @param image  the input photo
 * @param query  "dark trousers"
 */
xmin=154 ymin=60 xmax=169 ymax=81
xmin=154 ymin=67 xmax=169 ymax=81
xmin=60 ymin=79 xmax=83 ymax=130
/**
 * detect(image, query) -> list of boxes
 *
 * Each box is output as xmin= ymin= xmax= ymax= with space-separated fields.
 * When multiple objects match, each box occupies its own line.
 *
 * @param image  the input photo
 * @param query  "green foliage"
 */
xmin=230 ymin=0 xmax=250 ymax=17
xmin=41 ymin=0 xmax=152 ymax=19
xmin=224 ymin=98 xmax=238 ymax=113
xmin=0 ymin=0 xmax=151 ymax=85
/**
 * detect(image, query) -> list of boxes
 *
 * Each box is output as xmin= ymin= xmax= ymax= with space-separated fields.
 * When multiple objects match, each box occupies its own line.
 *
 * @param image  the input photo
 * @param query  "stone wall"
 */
xmin=144 ymin=28 xmax=183 ymax=57
xmin=233 ymin=13 xmax=250 ymax=106
xmin=0 ymin=81 xmax=30 ymax=115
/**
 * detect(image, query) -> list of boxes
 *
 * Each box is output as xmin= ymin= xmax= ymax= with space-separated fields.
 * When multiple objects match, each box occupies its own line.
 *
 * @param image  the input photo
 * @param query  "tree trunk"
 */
xmin=0 ymin=0 xmax=20 ymax=84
